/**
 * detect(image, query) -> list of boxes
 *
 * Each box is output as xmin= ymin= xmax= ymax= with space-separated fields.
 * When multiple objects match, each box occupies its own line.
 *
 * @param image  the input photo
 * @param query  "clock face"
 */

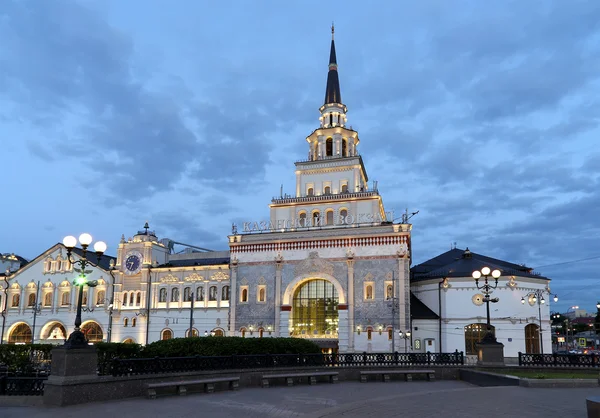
xmin=124 ymin=251 xmax=143 ymax=275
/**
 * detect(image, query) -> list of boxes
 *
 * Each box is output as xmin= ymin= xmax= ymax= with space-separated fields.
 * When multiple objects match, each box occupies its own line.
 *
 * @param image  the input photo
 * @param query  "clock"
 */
xmin=124 ymin=251 xmax=143 ymax=275
xmin=472 ymin=294 xmax=484 ymax=306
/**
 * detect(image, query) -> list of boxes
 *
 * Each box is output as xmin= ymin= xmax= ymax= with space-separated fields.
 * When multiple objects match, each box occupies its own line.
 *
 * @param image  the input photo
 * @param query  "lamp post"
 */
xmin=472 ymin=267 xmax=501 ymax=343
xmin=106 ymin=260 xmax=116 ymax=343
xmin=564 ymin=305 xmax=579 ymax=351
xmin=62 ymin=233 xmax=107 ymax=348
xmin=398 ymin=330 xmax=411 ymax=352
xmin=521 ymin=290 xmax=558 ymax=355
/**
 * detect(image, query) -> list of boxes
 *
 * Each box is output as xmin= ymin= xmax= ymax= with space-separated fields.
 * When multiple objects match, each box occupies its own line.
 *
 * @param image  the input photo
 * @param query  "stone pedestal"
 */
xmin=476 ymin=341 xmax=505 ymax=367
xmin=43 ymin=346 xmax=98 ymax=406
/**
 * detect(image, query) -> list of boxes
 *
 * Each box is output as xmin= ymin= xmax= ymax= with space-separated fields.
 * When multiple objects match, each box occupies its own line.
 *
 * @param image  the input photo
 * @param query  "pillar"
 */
xmin=275 ymin=257 xmax=283 ymax=335
xmin=346 ymin=256 xmax=355 ymax=352
xmin=338 ymin=309 xmax=349 ymax=352
xmin=280 ymin=308 xmax=290 ymax=337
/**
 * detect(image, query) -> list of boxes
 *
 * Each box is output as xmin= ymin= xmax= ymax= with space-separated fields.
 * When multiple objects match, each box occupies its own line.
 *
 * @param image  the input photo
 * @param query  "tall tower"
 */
xmin=269 ymin=26 xmax=386 ymax=229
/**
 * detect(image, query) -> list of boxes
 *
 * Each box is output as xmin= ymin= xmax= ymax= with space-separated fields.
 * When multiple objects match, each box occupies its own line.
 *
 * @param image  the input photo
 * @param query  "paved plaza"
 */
xmin=0 ymin=381 xmax=597 ymax=418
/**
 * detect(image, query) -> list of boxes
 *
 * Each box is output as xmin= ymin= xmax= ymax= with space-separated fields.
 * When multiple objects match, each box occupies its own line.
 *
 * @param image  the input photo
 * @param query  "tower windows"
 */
xmin=124 ymin=318 xmax=128 ymax=327
xmin=324 ymin=186 xmax=331 ymax=195
xmin=342 ymin=138 xmax=347 ymax=156
xmin=299 ymin=212 xmax=307 ymax=227
xmin=326 ymin=138 xmax=333 ymax=156
xmin=329 ymin=114 xmax=333 ymax=126
xmin=341 ymin=183 xmax=348 ymax=193
xmin=312 ymin=211 xmax=321 ymax=226
xmin=339 ymin=209 xmax=348 ymax=224
xmin=326 ymin=210 xmax=334 ymax=225
xmin=307 ymin=187 xmax=314 ymax=196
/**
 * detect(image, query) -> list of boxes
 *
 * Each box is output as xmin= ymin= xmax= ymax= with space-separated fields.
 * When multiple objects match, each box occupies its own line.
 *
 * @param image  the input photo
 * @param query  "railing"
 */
xmin=106 ymin=351 xmax=464 ymax=377
xmin=0 ymin=376 xmax=47 ymax=396
xmin=271 ymin=190 xmax=379 ymax=205
xmin=518 ymin=352 xmax=600 ymax=367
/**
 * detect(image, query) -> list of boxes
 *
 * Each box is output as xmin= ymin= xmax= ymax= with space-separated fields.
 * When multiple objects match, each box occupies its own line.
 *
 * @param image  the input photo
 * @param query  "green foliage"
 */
xmin=142 ymin=337 xmax=321 ymax=358
xmin=0 ymin=344 xmax=53 ymax=374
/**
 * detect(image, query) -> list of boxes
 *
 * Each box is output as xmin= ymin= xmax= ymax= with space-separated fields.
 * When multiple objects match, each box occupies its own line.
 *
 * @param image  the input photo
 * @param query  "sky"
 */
xmin=1 ymin=0 xmax=599 ymax=313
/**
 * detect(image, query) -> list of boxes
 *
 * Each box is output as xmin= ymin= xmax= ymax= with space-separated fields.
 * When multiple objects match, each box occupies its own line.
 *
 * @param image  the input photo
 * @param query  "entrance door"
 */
xmin=424 ymin=338 xmax=436 ymax=353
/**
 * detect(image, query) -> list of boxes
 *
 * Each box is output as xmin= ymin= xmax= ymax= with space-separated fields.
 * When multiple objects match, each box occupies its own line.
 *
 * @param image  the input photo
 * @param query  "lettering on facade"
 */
xmin=239 ymin=211 xmax=394 ymax=233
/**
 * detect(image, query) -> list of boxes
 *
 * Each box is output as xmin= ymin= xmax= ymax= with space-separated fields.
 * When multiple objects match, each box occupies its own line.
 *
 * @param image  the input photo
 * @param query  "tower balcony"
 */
xmin=271 ymin=190 xmax=379 ymax=205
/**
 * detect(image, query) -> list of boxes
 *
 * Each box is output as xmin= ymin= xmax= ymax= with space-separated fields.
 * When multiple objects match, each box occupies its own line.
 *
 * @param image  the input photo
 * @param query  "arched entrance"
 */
xmin=525 ymin=324 xmax=540 ymax=354
xmin=81 ymin=321 xmax=103 ymax=343
xmin=464 ymin=323 xmax=495 ymax=355
xmin=41 ymin=321 xmax=67 ymax=341
xmin=290 ymin=279 xmax=339 ymax=343
xmin=8 ymin=323 xmax=32 ymax=344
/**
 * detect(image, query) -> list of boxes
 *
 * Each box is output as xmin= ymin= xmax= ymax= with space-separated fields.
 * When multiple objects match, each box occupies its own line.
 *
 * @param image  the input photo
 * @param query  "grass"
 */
xmin=481 ymin=369 xmax=599 ymax=379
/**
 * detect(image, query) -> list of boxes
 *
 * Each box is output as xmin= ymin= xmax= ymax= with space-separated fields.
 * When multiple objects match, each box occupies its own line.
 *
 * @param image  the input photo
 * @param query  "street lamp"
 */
xmin=398 ymin=330 xmax=411 ymax=352
xmin=62 ymin=233 xmax=107 ymax=348
xmin=472 ymin=267 xmax=501 ymax=344
xmin=521 ymin=290 xmax=558 ymax=355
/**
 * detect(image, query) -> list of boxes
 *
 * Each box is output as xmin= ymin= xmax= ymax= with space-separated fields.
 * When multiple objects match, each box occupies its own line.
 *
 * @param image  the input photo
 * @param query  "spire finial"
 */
xmin=331 ymin=22 xmax=335 ymax=40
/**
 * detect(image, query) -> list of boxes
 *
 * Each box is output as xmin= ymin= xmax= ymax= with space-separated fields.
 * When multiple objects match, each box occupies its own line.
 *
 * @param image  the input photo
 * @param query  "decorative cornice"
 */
xmin=294 ymin=252 xmax=334 ymax=277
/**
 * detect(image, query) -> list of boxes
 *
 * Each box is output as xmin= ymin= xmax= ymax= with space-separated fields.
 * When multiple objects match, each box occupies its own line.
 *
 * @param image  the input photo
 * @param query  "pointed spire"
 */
xmin=324 ymin=24 xmax=342 ymax=105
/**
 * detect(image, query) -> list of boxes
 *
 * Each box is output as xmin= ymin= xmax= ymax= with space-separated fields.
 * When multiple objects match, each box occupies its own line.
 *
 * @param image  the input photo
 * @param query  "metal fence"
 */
xmin=0 ymin=376 xmax=47 ymax=396
xmin=518 ymin=352 xmax=600 ymax=367
xmin=106 ymin=351 xmax=464 ymax=377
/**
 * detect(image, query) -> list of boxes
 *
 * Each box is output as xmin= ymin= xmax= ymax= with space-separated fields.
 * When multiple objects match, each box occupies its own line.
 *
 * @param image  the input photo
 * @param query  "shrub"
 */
xmin=0 ymin=344 xmax=53 ymax=374
xmin=95 ymin=342 xmax=144 ymax=374
xmin=142 ymin=337 xmax=321 ymax=358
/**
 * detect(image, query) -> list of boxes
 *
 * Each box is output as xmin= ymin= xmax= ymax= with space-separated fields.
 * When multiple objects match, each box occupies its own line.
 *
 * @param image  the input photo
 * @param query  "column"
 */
xmin=296 ymin=172 xmax=301 ymax=197
xmin=275 ymin=258 xmax=282 ymax=335
xmin=279 ymin=309 xmax=290 ymax=336
xmin=338 ymin=309 xmax=349 ymax=352
xmin=229 ymin=260 xmax=238 ymax=336
xmin=346 ymin=257 xmax=355 ymax=351
xmin=397 ymin=255 xmax=406 ymax=351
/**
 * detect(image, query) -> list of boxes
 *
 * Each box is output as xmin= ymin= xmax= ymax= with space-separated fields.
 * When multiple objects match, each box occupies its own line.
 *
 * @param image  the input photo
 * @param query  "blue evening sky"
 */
xmin=1 ymin=0 xmax=599 ymax=313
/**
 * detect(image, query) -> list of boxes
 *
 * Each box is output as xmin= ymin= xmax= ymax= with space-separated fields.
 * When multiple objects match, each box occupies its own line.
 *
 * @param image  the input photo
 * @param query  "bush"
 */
xmin=0 ymin=344 xmax=53 ymax=374
xmin=142 ymin=337 xmax=321 ymax=358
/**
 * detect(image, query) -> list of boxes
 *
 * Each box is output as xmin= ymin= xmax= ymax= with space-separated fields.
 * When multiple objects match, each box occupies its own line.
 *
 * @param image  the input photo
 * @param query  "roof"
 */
xmin=70 ymin=246 xmax=116 ymax=271
xmin=324 ymin=38 xmax=342 ymax=105
xmin=410 ymin=293 xmax=439 ymax=319
xmin=157 ymin=257 xmax=230 ymax=268
xmin=411 ymin=248 xmax=548 ymax=282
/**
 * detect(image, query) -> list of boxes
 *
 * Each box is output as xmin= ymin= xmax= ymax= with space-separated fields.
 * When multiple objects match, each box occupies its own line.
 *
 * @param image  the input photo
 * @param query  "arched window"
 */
xmin=183 ymin=287 xmax=191 ymax=302
xmin=209 ymin=286 xmax=217 ymax=301
xmin=9 ymin=323 xmax=32 ymax=344
xmin=186 ymin=328 xmax=198 ymax=338
xmin=258 ymin=287 xmax=266 ymax=302
xmin=28 ymin=293 xmax=36 ymax=307
xmin=365 ymin=285 xmax=373 ymax=300
xmin=324 ymin=186 xmax=331 ymax=195
xmin=82 ymin=291 xmax=88 ymax=305
xmin=291 ymin=279 xmax=339 ymax=337
xmin=81 ymin=322 xmax=103 ymax=342
xmin=161 ymin=329 xmax=173 ymax=340
xmin=313 ymin=142 xmax=318 ymax=159
xmin=136 ymin=292 xmax=141 ymax=306
xmin=525 ymin=324 xmax=540 ymax=354
xmin=221 ymin=286 xmax=230 ymax=301
xmin=122 ymin=292 xmax=128 ymax=306
xmin=12 ymin=294 xmax=20 ymax=307
xmin=339 ymin=209 xmax=348 ymax=224
xmin=96 ymin=290 xmax=105 ymax=305
xmin=341 ymin=184 xmax=348 ymax=193
xmin=196 ymin=287 xmax=204 ymax=301
xmin=123 ymin=338 xmax=135 ymax=344
xmin=307 ymin=187 xmax=314 ymax=196
xmin=240 ymin=328 xmax=246 ymax=338
xmin=326 ymin=210 xmax=334 ymax=225
xmin=367 ymin=327 xmax=373 ymax=341
xmin=259 ymin=328 xmax=264 ymax=338
xmin=342 ymin=138 xmax=347 ymax=156
xmin=212 ymin=329 xmax=224 ymax=337
xmin=44 ymin=293 xmax=52 ymax=306
xmin=326 ymin=138 xmax=333 ymax=156
xmin=312 ymin=211 xmax=320 ymax=226
xmin=241 ymin=288 xmax=248 ymax=302
xmin=464 ymin=323 xmax=495 ymax=355
xmin=123 ymin=318 xmax=128 ymax=327
xmin=132 ymin=317 xmax=137 ymax=327
xmin=171 ymin=288 xmax=179 ymax=302
xmin=388 ymin=328 xmax=393 ymax=340
xmin=129 ymin=293 xmax=134 ymax=305
xmin=386 ymin=284 xmax=393 ymax=300
xmin=61 ymin=292 xmax=69 ymax=306
xmin=159 ymin=288 xmax=167 ymax=303
xmin=299 ymin=212 xmax=307 ymax=227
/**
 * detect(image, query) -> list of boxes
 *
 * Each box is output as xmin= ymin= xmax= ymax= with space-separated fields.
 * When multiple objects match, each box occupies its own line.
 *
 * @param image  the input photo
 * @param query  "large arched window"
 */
xmin=326 ymin=138 xmax=333 ymax=156
xmin=61 ymin=292 xmax=70 ymax=306
xmin=28 ymin=293 xmax=36 ymax=307
xmin=161 ymin=329 xmax=173 ymax=340
xmin=183 ymin=287 xmax=192 ymax=302
xmin=186 ymin=328 xmax=198 ymax=338
xmin=312 ymin=211 xmax=320 ymax=227
xmin=291 ymin=279 xmax=339 ymax=337
xmin=525 ymin=324 xmax=540 ymax=354
xmin=464 ymin=323 xmax=495 ymax=355
xmin=209 ymin=286 xmax=217 ymax=301
xmin=44 ymin=323 xmax=66 ymax=340
xmin=196 ymin=286 xmax=205 ymax=301
xmin=212 ymin=328 xmax=224 ymax=337
xmin=9 ymin=323 xmax=32 ymax=344
xmin=299 ymin=212 xmax=307 ymax=227
xmin=339 ymin=209 xmax=348 ymax=224
xmin=82 ymin=322 xmax=103 ymax=342
xmin=44 ymin=292 xmax=52 ymax=307
xmin=12 ymin=294 xmax=20 ymax=307
xmin=96 ymin=290 xmax=105 ymax=306
xmin=159 ymin=288 xmax=167 ymax=302
xmin=171 ymin=288 xmax=179 ymax=302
